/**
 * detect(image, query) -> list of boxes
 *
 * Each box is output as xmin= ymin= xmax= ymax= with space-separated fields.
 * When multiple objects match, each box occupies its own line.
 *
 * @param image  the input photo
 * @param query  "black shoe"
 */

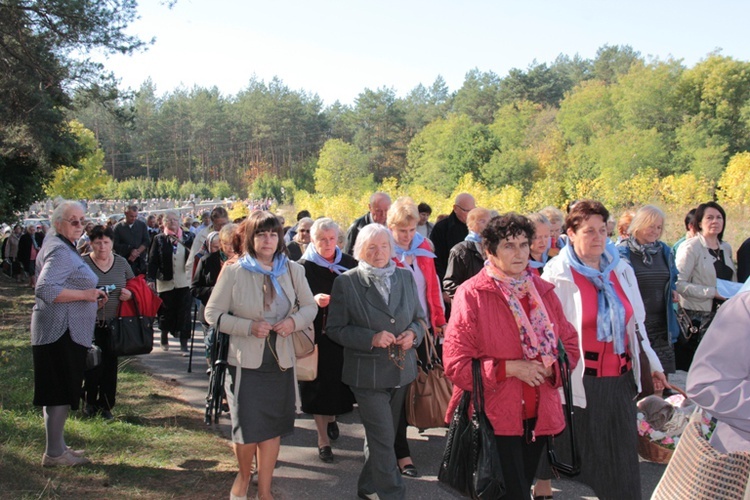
xmin=327 ymin=421 xmax=339 ymax=441
xmin=399 ymin=464 xmax=419 ymax=477
xmin=82 ymin=404 xmax=98 ymax=418
xmin=357 ymin=491 xmax=378 ymax=499
xmin=318 ymin=445 xmax=334 ymax=463
xmin=100 ymin=409 xmax=114 ymax=421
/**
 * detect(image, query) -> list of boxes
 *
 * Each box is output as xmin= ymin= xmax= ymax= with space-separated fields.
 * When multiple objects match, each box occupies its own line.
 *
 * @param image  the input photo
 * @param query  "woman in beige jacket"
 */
xmin=205 ymin=211 xmax=317 ymax=500
xmin=675 ymin=201 xmax=736 ymax=370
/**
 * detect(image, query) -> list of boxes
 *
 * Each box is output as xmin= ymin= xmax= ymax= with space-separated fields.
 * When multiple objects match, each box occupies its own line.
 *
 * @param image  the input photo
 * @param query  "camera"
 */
xmin=97 ymin=284 xmax=116 ymax=295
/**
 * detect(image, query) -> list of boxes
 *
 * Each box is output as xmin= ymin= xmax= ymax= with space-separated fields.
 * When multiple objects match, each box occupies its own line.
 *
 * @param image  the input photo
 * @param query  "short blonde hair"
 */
xmin=628 ymin=205 xmax=665 ymax=241
xmin=466 ymin=207 xmax=492 ymax=233
xmin=353 ymin=223 xmax=395 ymax=262
xmin=386 ymin=196 xmax=419 ymax=228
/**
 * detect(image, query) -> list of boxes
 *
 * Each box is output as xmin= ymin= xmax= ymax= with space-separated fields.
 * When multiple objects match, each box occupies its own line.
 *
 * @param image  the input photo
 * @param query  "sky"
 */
xmin=99 ymin=0 xmax=750 ymax=106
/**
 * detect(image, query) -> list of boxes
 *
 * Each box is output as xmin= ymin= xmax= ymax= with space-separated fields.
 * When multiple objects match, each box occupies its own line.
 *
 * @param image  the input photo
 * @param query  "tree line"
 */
xmin=68 ymin=45 xmax=750 ymax=212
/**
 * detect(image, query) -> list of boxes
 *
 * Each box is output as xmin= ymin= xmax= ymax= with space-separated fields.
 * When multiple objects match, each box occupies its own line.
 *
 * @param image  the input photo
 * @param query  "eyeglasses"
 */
xmin=298 ymin=229 xmax=310 ymax=233
xmin=455 ymin=205 xmax=473 ymax=213
xmin=65 ymin=218 xmax=87 ymax=227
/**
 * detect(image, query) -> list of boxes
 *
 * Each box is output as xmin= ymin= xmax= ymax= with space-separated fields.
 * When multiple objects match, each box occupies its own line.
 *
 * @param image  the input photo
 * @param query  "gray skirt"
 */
xmin=539 ymin=370 xmax=641 ymax=500
xmin=224 ymin=364 xmax=295 ymax=444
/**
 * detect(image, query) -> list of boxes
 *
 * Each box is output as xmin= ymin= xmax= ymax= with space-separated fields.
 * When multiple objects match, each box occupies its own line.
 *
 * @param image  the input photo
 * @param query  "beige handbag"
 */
xmin=652 ymin=409 xmax=750 ymax=499
xmin=296 ymin=345 xmax=318 ymax=382
xmin=405 ymin=327 xmax=453 ymax=430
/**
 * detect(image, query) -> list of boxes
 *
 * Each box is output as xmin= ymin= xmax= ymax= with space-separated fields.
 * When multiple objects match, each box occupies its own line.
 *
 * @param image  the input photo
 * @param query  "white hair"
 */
xmin=309 ymin=217 xmax=340 ymax=242
xmin=48 ymin=200 xmax=85 ymax=237
xmin=353 ymin=223 xmax=395 ymax=262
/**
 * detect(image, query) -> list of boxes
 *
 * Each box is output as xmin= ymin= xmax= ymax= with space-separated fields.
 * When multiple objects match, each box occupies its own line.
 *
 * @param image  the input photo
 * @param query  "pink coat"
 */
xmin=443 ymin=268 xmax=580 ymax=436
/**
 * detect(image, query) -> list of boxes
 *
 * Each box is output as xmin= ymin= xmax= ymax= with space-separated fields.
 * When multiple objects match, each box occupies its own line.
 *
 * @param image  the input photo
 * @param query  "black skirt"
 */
xmin=33 ymin=330 xmax=87 ymax=410
xmin=299 ymin=334 xmax=355 ymax=415
xmin=538 ymin=371 xmax=641 ymax=500
xmin=158 ymin=286 xmax=192 ymax=339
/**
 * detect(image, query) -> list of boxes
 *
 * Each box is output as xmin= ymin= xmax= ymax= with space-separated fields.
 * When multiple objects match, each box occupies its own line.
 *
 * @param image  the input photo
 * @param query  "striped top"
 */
xmin=84 ymin=254 xmax=135 ymax=320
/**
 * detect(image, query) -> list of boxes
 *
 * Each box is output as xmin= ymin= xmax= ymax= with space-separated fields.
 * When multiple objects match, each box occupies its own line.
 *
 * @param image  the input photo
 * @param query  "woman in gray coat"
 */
xmin=326 ymin=223 xmax=426 ymax=500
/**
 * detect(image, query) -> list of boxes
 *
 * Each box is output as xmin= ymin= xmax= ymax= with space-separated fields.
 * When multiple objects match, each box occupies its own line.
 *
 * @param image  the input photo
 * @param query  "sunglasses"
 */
xmin=65 ymin=218 xmax=87 ymax=227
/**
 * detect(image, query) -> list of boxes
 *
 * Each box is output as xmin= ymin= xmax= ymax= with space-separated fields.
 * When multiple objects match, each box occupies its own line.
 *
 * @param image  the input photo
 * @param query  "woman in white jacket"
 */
xmin=534 ymin=200 xmax=666 ymax=500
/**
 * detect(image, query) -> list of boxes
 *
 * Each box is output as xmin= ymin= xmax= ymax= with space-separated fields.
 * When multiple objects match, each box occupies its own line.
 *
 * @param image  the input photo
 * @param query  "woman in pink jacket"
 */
xmin=443 ymin=213 xmax=579 ymax=499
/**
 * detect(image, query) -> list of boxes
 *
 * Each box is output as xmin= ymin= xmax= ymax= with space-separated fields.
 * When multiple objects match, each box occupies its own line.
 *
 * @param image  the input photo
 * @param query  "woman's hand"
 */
xmin=506 ymin=359 xmax=551 ymax=387
xmin=314 ymin=293 xmax=330 ymax=308
xmin=672 ymin=291 xmax=679 ymax=303
xmin=120 ymin=288 xmax=132 ymax=301
xmin=433 ymin=324 xmax=447 ymax=337
xmin=371 ymin=330 xmax=396 ymax=348
xmin=272 ymin=318 xmax=296 ymax=338
xmin=652 ymin=371 xmax=669 ymax=392
xmin=251 ymin=320 xmax=273 ymax=339
xmin=394 ymin=330 xmax=416 ymax=350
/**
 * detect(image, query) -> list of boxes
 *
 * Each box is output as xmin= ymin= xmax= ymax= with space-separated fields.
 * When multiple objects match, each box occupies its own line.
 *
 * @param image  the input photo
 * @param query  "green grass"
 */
xmin=0 ymin=279 xmax=237 ymax=499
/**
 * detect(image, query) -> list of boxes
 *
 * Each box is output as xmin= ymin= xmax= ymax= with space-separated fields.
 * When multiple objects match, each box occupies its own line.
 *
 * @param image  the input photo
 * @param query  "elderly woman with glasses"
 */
xmin=327 ymin=223 xmax=426 ymax=500
xmin=32 ymin=200 xmax=109 ymax=466
xmin=286 ymin=217 xmax=313 ymax=261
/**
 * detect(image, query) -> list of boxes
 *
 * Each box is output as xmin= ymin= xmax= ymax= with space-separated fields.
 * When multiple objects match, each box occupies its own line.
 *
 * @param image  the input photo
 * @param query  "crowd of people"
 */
xmin=16 ymin=192 xmax=750 ymax=500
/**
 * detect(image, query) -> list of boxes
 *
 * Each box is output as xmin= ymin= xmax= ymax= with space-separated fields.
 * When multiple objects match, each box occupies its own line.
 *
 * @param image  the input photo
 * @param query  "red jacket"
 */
xmin=443 ymin=268 xmax=580 ymax=436
xmin=393 ymin=239 xmax=446 ymax=329
xmin=119 ymin=275 xmax=162 ymax=317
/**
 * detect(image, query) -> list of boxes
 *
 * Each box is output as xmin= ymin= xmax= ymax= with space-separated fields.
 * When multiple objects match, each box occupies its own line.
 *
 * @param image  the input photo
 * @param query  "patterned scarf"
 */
xmin=484 ymin=263 xmax=558 ymax=368
xmin=465 ymin=231 xmax=482 ymax=243
xmin=239 ymin=253 xmax=289 ymax=310
xmin=301 ymin=243 xmax=349 ymax=275
xmin=358 ymin=259 xmax=396 ymax=303
xmin=625 ymin=237 xmax=661 ymax=267
xmin=561 ymin=241 xmax=627 ymax=355
xmin=394 ymin=232 xmax=436 ymax=263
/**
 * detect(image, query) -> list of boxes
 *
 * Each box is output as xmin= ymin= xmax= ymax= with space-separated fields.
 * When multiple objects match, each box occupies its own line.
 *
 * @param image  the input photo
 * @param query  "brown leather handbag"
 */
xmin=405 ymin=326 xmax=453 ymax=430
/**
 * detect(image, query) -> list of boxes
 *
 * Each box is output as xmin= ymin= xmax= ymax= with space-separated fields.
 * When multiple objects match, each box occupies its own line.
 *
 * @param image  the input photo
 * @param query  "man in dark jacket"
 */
xmin=343 ymin=192 xmax=391 ymax=255
xmin=113 ymin=205 xmax=150 ymax=275
xmin=430 ymin=193 xmax=475 ymax=282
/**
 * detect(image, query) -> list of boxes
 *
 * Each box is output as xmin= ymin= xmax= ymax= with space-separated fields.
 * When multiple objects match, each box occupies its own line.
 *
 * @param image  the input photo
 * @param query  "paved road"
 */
xmin=138 ymin=328 xmax=678 ymax=499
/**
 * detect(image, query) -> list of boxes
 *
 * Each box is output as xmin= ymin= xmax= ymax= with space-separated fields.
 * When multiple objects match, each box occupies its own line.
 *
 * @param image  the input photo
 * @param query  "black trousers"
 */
xmin=495 ymin=424 xmax=546 ymax=499
xmin=83 ymin=325 xmax=119 ymax=410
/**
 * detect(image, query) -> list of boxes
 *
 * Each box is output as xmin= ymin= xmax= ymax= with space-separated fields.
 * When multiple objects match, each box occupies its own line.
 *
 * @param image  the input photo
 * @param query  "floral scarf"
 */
xmin=484 ymin=262 xmax=558 ymax=368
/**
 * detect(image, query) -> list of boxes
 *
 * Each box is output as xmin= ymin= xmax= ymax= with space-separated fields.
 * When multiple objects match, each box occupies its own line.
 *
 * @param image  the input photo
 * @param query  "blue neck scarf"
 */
xmin=465 ymin=231 xmax=482 ymax=243
xmin=561 ymin=241 xmax=627 ymax=354
xmin=394 ymin=232 xmax=436 ymax=263
xmin=301 ymin=243 xmax=349 ymax=275
xmin=238 ymin=253 xmax=288 ymax=297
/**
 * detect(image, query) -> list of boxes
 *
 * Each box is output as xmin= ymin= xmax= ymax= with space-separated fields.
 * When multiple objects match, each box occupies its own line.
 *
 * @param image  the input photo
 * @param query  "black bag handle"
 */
xmin=547 ymin=338 xmax=581 ymax=477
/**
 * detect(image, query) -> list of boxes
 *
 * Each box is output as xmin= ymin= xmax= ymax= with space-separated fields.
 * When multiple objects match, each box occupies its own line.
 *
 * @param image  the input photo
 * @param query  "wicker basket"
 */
xmin=637 ymin=385 xmax=689 ymax=464
xmin=638 ymin=435 xmax=674 ymax=464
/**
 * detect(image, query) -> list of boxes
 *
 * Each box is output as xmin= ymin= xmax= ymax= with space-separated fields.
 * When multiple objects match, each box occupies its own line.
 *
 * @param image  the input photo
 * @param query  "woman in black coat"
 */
xmin=298 ymin=218 xmax=357 ymax=464
xmin=147 ymin=211 xmax=195 ymax=351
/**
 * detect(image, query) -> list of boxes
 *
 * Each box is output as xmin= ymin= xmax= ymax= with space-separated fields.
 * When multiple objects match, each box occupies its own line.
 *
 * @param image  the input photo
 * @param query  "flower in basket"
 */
xmin=637 ymin=415 xmax=653 ymax=437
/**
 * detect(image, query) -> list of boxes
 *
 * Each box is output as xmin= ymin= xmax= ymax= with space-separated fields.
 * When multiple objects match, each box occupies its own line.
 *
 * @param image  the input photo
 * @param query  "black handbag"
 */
xmin=107 ymin=296 xmax=154 ymax=357
xmin=438 ymin=359 xmax=505 ymax=499
xmin=547 ymin=338 xmax=581 ymax=477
